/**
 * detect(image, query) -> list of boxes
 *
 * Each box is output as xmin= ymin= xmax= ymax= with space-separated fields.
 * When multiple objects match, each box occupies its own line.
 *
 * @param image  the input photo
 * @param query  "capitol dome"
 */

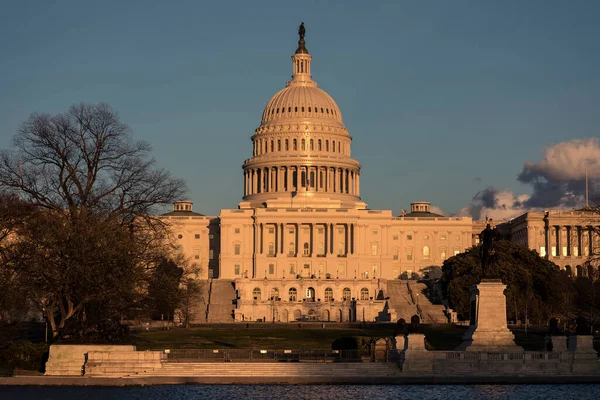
xmin=260 ymin=84 xmax=343 ymax=125
xmin=240 ymin=26 xmax=366 ymax=210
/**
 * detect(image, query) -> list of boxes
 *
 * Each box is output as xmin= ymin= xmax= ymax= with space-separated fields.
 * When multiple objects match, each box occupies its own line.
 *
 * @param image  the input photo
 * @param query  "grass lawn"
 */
xmin=131 ymin=324 xmax=470 ymax=351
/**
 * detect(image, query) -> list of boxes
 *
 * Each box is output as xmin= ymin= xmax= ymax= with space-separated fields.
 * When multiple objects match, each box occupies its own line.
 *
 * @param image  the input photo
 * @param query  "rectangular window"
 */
xmin=338 ymin=228 xmax=344 ymax=234
xmin=269 ymin=264 xmax=275 ymax=275
xmin=573 ymin=247 xmax=579 ymax=257
xmin=194 ymin=249 xmax=200 ymax=259
xmin=234 ymin=244 xmax=241 ymax=255
xmin=234 ymin=228 xmax=240 ymax=234
xmin=584 ymin=247 xmax=589 ymax=256
xmin=234 ymin=264 xmax=240 ymax=275
xmin=288 ymin=242 xmax=295 ymax=256
xmin=393 ymin=235 xmax=398 ymax=240
xmin=195 ymin=234 xmax=200 ymax=239
xmin=209 ymin=249 xmax=214 ymax=260
xmin=288 ymin=229 xmax=294 ymax=234
xmin=407 ymin=235 xmax=413 ymax=240
xmin=406 ymin=249 xmax=413 ymax=261
xmin=562 ymin=247 xmax=567 ymax=257
xmin=454 ymin=249 xmax=460 ymax=256
xmin=209 ymin=234 xmax=214 ymax=240
xmin=393 ymin=250 xmax=399 ymax=261
xmin=539 ymin=247 xmax=546 ymax=257
xmin=551 ymin=247 xmax=557 ymax=256
xmin=339 ymin=264 xmax=345 ymax=276
xmin=268 ymin=228 xmax=274 ymax=234
xmin=440 ymin=235 xmax=446 ymax=241
xmin=371 ymin=244 xmax=378 ymax=256
xmin=440 ymin=250 xmax=446 ymax=261
xmin=289 ymin=263 xmax=295 ymax=275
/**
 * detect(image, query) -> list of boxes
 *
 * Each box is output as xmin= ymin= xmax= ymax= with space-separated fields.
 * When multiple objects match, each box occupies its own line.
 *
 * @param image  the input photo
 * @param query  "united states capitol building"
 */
xmin=162 ymin=29 xmax=600 ymax=324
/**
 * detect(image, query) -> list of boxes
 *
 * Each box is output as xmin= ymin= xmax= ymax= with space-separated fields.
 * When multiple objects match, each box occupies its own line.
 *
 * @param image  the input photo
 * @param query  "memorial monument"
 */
xmin=458 ymin=224 xmax=522 ymax=351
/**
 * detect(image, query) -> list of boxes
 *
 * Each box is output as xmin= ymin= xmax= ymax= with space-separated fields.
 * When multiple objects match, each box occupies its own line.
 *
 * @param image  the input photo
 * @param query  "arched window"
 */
xmin=285 ymin=139 xmax=289 ymax=151
xmin=310 ymin=171 xmax=315 ymax=187
xmin=326 ymin=140 xmax=329 ymax=151
xmin=360 ymin=288 xmax=369 ymax=301
xmin=301 ymin=139 xmax=306 ymax=151
xmin=301 ymin=170 xmax=306 ymax=187
xmin=319 ymin=171 xmax=324 ymax=188
xmin=423 ymin=246 xmax=430 ymax=260
xmin=268 ymin=242 xmax=275 ymax=256
xmin=342 ymin=288 xmax=351 ymax=301
xmin=288 ymin=107 xmax=291 ymax=113
xmin=253 ymin=287 xmax=262 ymax=301
xmin=303 ymin=242 xmax=309 ymax=256
xmin=332 ymin=141 xmax=336 ymax=152
xmin=271 ymin=287 xmax=279 ymax=301
xmin=277 ymin=140 xmax=281 ymax=151
xmin=293 ymin=139 xmax=297 ymax=150
xmin=281 ymin=107 xmax=285 ymax=114
xmin=295 ymin=106 xmax=298 ymax=112
xmin=318 ymin=139 xmax=322 ymax=151
xmin=271 ymin=140 xmax=274 ymax=152
xmin=289 ymin=287 xmax=297 ymax=301
xmin=288 ymin=242 xmax=295 ymax=256
xmin=310 ymin=139 xmax=314 ymax=150
xmin=325 ymin=287 xmax=333 ymax=302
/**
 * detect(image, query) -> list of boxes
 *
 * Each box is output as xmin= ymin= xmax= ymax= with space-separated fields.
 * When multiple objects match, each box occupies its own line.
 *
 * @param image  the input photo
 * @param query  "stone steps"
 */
xmin=386 ymin=280 xmax=418 ymax=321
xmin=410 ymin=282 xmax=447 ymax=323
xmin=207 ymin=280 xmax=236 ymax=323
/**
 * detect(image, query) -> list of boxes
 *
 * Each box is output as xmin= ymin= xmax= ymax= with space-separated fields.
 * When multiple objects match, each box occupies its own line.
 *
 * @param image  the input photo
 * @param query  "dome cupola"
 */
xmin=240 ymin=24 xmax=366 ymax=210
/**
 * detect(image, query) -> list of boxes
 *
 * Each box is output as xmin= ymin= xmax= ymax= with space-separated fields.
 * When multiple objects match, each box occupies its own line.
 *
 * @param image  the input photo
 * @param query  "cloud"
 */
xmin=459 ymin=138 xmax=600 ymax=220
xmin=430 ymin=205 xmax=445 ymax=216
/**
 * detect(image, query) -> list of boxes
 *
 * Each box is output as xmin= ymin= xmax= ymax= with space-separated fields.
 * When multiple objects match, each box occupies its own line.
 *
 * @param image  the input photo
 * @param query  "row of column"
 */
xmin=252 ymin=223 xmax=357 ymax=277
xmin=244 ymin=166 xmax=360 ymax=197
xmin=253 ymin=138 xmax=348 ymax=157
xmin=546 ymin=225 xmax=598 ymax=258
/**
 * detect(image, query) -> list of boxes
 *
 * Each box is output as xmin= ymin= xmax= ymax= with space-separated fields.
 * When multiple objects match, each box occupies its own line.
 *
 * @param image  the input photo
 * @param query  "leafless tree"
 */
xmin=0 ymin=103 xmax=186 ymax=338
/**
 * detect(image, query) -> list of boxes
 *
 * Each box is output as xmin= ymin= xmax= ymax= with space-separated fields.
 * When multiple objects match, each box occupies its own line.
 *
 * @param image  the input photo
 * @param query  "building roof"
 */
xmin=161 ymin=210 xmax=204 ymax=217
xmin=402 ymin=211 xmax=445 ymax=218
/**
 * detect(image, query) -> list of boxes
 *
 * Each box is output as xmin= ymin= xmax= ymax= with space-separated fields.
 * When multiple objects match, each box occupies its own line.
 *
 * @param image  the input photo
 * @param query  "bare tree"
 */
xmin=0 ymin=103 xmax=186 ymax=338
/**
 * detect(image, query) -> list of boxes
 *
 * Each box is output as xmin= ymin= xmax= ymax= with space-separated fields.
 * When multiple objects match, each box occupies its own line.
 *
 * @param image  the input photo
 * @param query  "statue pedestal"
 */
xmin=458 ymin=280 xmax=522 ymax=352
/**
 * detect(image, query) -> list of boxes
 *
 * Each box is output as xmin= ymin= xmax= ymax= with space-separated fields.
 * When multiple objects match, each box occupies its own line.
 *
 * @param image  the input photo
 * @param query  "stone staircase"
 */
xmin=206 ymin=280 xmax=236 ymax=323
xmin=130 ymin=362 xmax=401 ymax=377
xmin=409 ymin=282 xmax=447 ymax=323
xmin=191 ymin=280 xmax=211 ymax=323
xmin=386 ymin=280 xmax=418 ymax=321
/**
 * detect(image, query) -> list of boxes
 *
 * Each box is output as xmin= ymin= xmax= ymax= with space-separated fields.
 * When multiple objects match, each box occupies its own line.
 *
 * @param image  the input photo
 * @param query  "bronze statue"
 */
xmin=480 ymin=223 xmax=496 ymax=277
xmin=298 ymin=22 xmax=306 ymax=40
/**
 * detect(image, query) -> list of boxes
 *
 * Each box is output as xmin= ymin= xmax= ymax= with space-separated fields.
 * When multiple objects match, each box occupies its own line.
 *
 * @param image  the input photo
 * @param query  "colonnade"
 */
xmin=243 ymin=166 xmax=360 ymax=197
xmin=252 ymin=137 xmax=349 ymax=157
xmin=546 ymin=225 xmax=599 ymax=258
xmin=255 ymin=222 xmax=355 ymax=257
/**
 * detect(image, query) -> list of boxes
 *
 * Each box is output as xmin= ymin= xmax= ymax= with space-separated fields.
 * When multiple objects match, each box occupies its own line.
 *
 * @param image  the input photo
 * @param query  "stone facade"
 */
xmin=159 ymin=30 xmax=600 ymax=323
xmin=493 ymin=210 xmax=600 ymax=276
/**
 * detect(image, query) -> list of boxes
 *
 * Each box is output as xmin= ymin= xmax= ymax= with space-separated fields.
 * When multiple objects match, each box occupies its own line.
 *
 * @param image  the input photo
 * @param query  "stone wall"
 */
xmin=45 ymin=345 xmax=136 ymax=376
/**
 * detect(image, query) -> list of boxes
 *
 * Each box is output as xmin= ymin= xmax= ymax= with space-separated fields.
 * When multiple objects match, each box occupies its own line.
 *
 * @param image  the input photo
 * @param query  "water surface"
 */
xmin=1 ymin=384 xmax=598 ymax=400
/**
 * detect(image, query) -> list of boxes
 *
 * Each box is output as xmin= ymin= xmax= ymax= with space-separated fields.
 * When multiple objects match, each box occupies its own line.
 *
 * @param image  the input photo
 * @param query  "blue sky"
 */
xmin=1 ymin=0 xmax=599 ymax=216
